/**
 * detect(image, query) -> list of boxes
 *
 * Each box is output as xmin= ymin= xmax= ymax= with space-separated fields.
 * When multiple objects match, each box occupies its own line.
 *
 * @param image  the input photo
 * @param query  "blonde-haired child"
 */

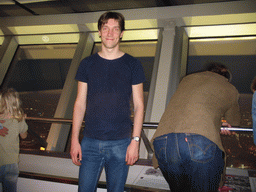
xmin=0 ymin=88 xmax=28 ymax=192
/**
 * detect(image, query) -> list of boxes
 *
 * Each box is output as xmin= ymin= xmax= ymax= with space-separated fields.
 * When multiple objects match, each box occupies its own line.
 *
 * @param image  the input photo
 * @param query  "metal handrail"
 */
xmin=26 ymin=117 xmax=74 ymax=124
xmin=25 ymin=117 xmax=253 ymax=131
xmin=25 ymin=117 xmax=157 ymax=158
xmin=25 ymin=116 xmax=253 ymax=159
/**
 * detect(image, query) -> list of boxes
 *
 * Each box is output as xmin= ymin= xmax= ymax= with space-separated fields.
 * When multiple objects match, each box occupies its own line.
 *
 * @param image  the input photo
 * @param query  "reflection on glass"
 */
xmin=1 ymin=44 xmax=77 ymax=150
xmin=221 ymin=132 xmax=256 ymax=170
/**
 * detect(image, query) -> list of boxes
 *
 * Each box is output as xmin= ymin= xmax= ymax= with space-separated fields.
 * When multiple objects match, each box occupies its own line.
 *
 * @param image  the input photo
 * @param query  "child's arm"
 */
xmin=20 ymin=131 xmax=28 ymax=139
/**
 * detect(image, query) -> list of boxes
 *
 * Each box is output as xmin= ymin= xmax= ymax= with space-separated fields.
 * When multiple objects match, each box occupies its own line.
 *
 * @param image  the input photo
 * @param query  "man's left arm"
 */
xmin=221 ymin=93 xmax=241 ymax=135
xmin=126 ymin=83 xmax=144 ymax=165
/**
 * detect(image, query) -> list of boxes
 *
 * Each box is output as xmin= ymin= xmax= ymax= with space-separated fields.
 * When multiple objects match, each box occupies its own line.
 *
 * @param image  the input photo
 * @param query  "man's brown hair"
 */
xmin=98 ymin=11 xmax=125 ymax=32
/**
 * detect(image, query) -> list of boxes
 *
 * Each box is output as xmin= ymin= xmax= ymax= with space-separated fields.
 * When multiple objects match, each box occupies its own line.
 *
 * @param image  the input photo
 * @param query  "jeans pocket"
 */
xmin=153 ymin=136 xmax=168 ymax=163
xmin=187 ymin=134 xmax=217 ymax=163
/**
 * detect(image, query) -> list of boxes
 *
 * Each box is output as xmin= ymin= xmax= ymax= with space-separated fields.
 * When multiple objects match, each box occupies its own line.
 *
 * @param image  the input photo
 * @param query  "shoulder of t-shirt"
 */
xmin=122 ymin=53 xmax=142 ymax=68
xmin=3 ymin=118 xmax=27 ymax=125
xmin=80 ymin=53 xmax=99 ymax=63
xmin=78 ymin=54 xmax=100 ymax=71
xmin=123 ymin=53 xmax=139 ymax=62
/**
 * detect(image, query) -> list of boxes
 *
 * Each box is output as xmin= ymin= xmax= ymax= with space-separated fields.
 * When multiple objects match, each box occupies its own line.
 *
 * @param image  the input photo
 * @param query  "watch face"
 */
xmin=133 ymin=137 xmax=140 ymax=141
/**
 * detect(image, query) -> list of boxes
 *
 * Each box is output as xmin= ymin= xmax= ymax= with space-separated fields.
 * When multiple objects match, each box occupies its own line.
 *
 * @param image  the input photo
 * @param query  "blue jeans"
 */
xmin=0 ymin=163 xmax=19 ymax=192
xmin=153 ymin=133 xmax=224 ymax=192
xmin=78 ymin=137 xmax=130 ymax=192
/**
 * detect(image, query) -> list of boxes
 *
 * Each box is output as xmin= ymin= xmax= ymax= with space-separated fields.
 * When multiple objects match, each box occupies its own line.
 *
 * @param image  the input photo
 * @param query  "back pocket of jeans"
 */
xmin=153 ymin=136 xmax=168 ymax=163
xmin=187 ymin=135 xmax=216 ymax=163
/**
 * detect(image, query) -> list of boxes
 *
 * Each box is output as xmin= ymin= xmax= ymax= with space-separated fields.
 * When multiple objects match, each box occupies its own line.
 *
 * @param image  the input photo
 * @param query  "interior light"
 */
xmin=15 ymin=33 xmax=80 ymax=45
xmin=42 ymin=35 xmax=49 ymax=42
xmin=190 ymin=36 xmax=256 ymax=42
xmin=90 ymin=29 xmax=159 ymax=42
xmin=7 ymin=24 xmax=79 ymax=35
xmin=186 ymin=24 xmax=256 ymax=38
xmin=40 ymin=147 xmax=46 ymax=151
xmin=183 ymin=13 xmax=256 ymax=27
xmin=85 ymin=19 xmax=158 ymax=31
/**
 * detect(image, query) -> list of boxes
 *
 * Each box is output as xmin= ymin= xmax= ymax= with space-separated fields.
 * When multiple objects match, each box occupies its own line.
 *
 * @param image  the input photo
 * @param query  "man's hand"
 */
xmin=125 ymin=140 xmax=139 ymax=165
xmin=70 ymin=141 xmax=82 ymax=166
xmin=221 ymin=122 xmax=233 ymax=135
xmin=0 ymin=127 xmax=8 ymax=137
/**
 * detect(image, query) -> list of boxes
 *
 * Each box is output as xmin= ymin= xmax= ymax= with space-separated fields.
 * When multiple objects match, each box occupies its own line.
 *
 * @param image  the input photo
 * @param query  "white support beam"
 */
xmin=46 ymin=33 xmax=94 ymax=151
xmin=0 ymin=36 xmax=18 ymax=85
xmin=150 ymin=20 xmax=176 ymax=122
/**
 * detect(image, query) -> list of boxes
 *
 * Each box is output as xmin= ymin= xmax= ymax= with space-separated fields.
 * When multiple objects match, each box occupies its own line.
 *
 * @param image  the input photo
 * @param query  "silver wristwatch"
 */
xmin=132 ymin=136 xmax=140 ymax=142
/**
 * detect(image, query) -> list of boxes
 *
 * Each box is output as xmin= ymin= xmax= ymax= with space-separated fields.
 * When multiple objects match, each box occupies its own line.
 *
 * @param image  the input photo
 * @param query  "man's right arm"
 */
xmin=225 ymin=93 xmax=241 ymax=127
xmin=70 ymin=81 xmax=88 ymax=166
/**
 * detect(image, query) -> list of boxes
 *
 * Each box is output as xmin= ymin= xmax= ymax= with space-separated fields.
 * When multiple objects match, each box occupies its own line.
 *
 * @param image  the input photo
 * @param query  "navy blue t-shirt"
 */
xmin=75 ymin=53 xmax=145 ymax=140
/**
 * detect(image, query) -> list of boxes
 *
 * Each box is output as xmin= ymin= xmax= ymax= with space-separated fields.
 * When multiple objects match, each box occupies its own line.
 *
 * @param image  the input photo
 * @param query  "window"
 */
xmin=187 ymin=36 xmax=256 ymax=169
xmin=2 ymin=44 xmax=77 ymax=150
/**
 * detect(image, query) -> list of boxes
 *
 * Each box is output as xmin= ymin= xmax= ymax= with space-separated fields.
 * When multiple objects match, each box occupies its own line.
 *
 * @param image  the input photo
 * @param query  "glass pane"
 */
xmin=221 ymin=132 xmax=256 ymax=170
xmin=187 ymin=37 xmax=256 ymax=170
xmin=0 ymin=36 xmax=3 ymax=45
xmin=1 ymin=44 xmax=77 ymax=150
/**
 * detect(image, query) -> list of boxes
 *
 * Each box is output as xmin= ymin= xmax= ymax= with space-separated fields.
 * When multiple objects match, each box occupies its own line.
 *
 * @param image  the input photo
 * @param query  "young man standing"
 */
xmin=70 ymin=12 xmax=145 ymax=192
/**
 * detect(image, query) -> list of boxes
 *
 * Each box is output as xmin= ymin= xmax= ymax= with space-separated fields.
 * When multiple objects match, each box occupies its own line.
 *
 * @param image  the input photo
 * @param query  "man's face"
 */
xmin=99 ymin=19 xmax=124 ymax=50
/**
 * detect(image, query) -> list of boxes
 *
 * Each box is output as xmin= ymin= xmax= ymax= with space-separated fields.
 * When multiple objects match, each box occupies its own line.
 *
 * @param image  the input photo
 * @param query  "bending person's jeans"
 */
xmin=78 ymin=137 xmax=130 ymax=192
xmin=153 ymin=133 xmax=224 ymax=192
xmin=0 ymin=163 xmax=19 ymax=192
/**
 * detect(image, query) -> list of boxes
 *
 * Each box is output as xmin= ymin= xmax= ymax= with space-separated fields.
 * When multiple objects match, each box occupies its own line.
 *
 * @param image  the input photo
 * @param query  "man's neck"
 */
xmin=98 ymin=46 xmax=124 ymax=60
